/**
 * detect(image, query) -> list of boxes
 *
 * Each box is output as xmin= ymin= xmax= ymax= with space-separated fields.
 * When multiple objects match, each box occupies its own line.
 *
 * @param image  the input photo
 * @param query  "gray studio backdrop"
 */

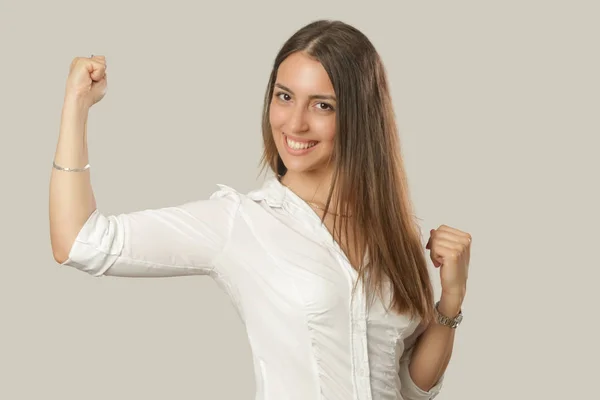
xmin=1 ymin=1 xmax=598 ymax=399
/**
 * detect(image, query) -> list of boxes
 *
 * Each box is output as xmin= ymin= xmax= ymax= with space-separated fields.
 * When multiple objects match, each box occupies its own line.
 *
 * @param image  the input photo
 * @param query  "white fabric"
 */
xmin=61 ymin=177 xmax=444 ymax=400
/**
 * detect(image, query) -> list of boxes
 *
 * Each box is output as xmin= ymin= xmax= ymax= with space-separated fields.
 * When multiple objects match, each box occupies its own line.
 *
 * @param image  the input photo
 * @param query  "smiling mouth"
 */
xmin=283 ymin=133 xmax=319 ymax=150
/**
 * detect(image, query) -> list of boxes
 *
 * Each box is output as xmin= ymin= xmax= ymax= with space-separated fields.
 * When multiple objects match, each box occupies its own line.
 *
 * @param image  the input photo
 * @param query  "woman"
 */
xmin=50 ymin=20 xmax=472 ymax=400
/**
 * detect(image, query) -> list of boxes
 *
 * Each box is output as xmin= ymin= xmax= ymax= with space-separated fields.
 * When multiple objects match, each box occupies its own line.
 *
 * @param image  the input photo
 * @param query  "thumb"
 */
xmin=425 ymin=229 xmax=434 ymax=250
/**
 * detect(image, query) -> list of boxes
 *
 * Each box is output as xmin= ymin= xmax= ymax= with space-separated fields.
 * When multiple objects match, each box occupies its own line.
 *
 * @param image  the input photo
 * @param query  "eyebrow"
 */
xmin=274 ymin=83 xmax=337 ymax=102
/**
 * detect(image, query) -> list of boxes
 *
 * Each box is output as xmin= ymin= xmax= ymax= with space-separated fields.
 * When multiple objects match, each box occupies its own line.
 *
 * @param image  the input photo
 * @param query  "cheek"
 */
xmin=269 ymin=104 xmax=286 ymax=130
xmin=315 ymin=118 xmax=336 ymax=142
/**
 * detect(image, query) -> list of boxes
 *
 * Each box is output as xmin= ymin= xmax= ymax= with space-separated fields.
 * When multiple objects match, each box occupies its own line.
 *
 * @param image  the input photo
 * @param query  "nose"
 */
xmin=287 ymin=105 xmax=309 ymax=134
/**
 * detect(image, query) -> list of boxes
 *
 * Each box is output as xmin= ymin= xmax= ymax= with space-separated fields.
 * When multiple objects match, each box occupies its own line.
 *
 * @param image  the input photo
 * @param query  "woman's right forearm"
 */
xmin=49 ymin=95 xmax=97 ymax=263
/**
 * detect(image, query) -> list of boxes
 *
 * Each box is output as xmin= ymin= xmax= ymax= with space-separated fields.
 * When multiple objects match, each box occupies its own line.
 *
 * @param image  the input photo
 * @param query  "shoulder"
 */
xmin=209 ymin=183 xmax=244 ymax=202
xmin=203 ymin=182 xmax=265 ymax=212
xmin=209 ymin=178 xmax=282 ymax=206
xmin=177 ymin=178 xmax=283 ymax=219
xmin=173 ymin=184 xmax=246 ymax=222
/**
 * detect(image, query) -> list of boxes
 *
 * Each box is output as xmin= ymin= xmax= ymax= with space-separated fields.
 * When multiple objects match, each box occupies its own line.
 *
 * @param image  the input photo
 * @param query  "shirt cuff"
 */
xmin=60 ymin=209 xmax=123 ymax=277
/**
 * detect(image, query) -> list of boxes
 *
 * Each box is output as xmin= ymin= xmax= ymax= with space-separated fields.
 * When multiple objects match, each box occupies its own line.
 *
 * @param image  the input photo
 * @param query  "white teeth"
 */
xmin=286 ymin=136 xmax=317 ymax=150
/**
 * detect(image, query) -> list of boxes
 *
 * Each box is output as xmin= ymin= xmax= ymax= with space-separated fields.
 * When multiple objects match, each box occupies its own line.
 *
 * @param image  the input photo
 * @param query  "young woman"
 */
xmin=50 ymin=19 xmax=472 ymax=400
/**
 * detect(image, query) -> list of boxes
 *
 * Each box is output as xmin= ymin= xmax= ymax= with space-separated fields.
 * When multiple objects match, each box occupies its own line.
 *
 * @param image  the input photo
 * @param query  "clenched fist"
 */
xmin=64 ymin=55 xmax=108 ymax=108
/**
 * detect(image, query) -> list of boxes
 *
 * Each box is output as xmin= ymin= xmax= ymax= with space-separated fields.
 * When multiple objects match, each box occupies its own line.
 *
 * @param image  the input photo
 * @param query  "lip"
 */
xmin=282 ymin=133 xmax=319 ymax=155
xmin=284 ymin=133 xmax=319 ymax=143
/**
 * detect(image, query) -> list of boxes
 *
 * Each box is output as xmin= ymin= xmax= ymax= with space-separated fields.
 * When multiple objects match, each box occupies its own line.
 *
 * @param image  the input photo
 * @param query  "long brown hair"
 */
xmin=259 ymin=20 xmax=435 ymax=323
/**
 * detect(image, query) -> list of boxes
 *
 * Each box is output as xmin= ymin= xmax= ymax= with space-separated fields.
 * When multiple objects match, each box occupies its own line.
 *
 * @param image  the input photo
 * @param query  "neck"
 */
xmin=279 ymin=168 xmax=338 ymax=207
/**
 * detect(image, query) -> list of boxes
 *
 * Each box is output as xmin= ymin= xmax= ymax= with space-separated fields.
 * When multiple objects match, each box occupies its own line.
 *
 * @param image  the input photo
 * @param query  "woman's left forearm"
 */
xmin=408 ymin=294 xmax=463 ymax=391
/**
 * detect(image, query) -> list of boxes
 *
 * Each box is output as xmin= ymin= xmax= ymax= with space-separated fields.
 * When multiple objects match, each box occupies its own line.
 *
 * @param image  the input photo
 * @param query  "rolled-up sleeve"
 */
xmin=60 ymin=185 xmax=240 ymax=278
xmin=398 ymin=321 xmax=444 ymax=400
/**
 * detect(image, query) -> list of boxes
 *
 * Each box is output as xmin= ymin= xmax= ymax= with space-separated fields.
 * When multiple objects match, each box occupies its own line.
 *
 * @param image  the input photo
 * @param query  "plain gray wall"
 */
xmin=1 ymin=1 xmax=598 ymax=399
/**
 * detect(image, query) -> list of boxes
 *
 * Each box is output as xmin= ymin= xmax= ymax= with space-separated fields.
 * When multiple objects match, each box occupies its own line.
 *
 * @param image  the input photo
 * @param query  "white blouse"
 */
xmin=61 ymin=176 xmax=444 ymax=400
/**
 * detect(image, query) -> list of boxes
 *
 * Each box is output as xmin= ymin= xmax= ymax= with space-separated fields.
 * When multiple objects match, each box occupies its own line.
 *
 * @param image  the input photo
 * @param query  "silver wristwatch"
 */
xmin=434 ymin=301 xmax=463 ymax=328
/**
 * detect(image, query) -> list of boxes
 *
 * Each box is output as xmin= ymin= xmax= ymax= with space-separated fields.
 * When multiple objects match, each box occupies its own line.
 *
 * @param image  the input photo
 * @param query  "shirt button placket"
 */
xmin=331 ymin=247 xmax=373 ymax=399
xmin=352 ymin=283 xmax=373 ymax=400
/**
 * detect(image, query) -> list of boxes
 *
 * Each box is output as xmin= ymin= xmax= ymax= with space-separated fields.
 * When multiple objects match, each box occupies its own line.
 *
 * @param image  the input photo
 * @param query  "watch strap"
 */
xmin=434 ymin=300 xmax=463 ymax=328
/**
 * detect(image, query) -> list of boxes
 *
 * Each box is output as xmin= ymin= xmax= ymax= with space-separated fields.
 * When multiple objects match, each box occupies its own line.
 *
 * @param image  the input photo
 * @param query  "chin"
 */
xmin=279 ymin=158 xmax=315 ymax=174
xmin=279 ymin=156 xmax=331 ymax=176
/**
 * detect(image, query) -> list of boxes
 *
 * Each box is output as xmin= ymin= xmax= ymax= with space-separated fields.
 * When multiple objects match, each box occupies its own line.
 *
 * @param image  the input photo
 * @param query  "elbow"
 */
xmin=52 ymin=249 xmax=68 ymax=264
xmin=51 ymin=242 xmax=71 ymax=264
xmin=50 ymin=232 xmax=75 ymax=264
xmin=49 ymin=209 xmax=98 ymax=265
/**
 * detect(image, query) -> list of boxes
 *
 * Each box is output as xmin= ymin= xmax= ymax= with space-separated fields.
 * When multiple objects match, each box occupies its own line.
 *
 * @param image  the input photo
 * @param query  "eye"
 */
xmin=275 ymin=91 xmax=291 ymax=102
xmin=316 ymin=102 xmax=334 ymax=111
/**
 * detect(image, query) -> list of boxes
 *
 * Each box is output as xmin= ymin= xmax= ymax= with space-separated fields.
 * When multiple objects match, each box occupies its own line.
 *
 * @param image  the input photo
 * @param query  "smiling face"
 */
xmin=269 ymin=51 xmax=337 ymax=177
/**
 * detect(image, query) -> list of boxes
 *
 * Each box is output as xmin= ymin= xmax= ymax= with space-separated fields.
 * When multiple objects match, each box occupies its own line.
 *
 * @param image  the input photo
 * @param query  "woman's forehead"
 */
xmin=276 ymin=52 xmax=335 ymax=96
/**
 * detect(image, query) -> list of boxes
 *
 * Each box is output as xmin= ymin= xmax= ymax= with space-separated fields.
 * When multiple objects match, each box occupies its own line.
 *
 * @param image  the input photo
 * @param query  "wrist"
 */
xmin=438 ymin=294 xmax=463 ymax=317
xmin=441 ymin=285 xmax=466 ymax=302
xmin=63 ymin=93 xmax=91 ymax=112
